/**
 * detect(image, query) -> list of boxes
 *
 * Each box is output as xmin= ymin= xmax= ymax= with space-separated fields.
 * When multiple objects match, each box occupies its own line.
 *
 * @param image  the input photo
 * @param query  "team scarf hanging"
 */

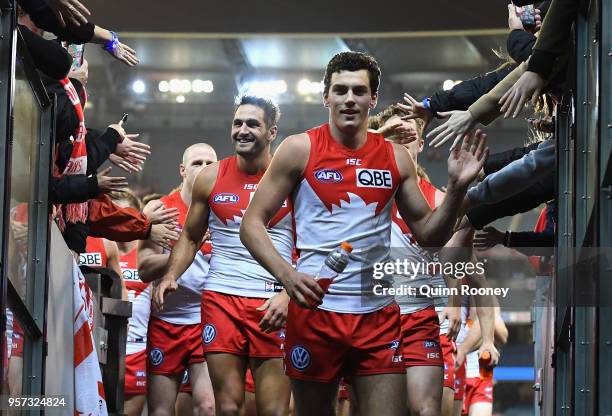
xmin=55 ymin=78 xmax=88 ymax=230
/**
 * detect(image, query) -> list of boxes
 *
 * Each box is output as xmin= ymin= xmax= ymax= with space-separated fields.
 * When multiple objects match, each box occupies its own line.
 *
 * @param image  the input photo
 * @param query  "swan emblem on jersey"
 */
xmin=290 ymin=345 xmax=311 ymax=370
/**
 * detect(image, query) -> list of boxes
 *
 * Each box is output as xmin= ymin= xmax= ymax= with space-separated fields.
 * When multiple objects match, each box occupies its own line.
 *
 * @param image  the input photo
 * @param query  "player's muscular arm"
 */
xmin=153 ymin=164 xmax=218 ymax=309
xmin=137 ymin=240 xmax=169 ymax=283
xmin=164 ymin=164 xmax=217 ymax=283
xmin=241 ymin=134 xmax=325 ymax=308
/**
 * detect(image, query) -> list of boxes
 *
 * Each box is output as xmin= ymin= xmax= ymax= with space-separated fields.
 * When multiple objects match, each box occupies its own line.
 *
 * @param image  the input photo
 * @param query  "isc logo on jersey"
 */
xmin=356 ymin=169 xmax=392 ymax=189
xmin=315 ymin=169 xmax=342 ymax=183
xmin=122 ymin=268 xmax=140 ymax=281
xmin=213 ymin=193 xmax=239 ymax=204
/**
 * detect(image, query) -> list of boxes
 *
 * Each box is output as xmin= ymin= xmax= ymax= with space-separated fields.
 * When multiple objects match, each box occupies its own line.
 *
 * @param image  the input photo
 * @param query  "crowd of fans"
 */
xmin=4 ymin=0 xmax=583 ymax=414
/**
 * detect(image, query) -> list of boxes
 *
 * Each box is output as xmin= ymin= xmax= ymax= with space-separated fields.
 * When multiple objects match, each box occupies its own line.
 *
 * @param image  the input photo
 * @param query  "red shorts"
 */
xmin=439 ymin=334 xmax=456 ymax=390
xmin=179 ymin=370 xmax=192 ymax=393
xmin=245 ymin=368 xmax=255 ymax=393
xmin=285 ymin=301 xmax=405 ymax=382
xmin=454 ymin=360 xmax=466 ymax=401
xmin=462 ymin=377 xmax=493 ymax=414
xmin=124 ymin=349 xmax=147 ymax=395
xmin=201 ymin=291 xmax=284 ymax=358
xmin=147 ymin=317 xmax=205 ymax=375
xmin=400 ymin=307 xmax=443 ymax=367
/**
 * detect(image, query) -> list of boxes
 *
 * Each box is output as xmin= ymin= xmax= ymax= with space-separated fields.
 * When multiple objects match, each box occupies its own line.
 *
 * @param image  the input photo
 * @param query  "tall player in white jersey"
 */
xmin=138 ymin=143 xmax=217 ymax=416
xmin=155 ymin=96 xmax=291 ymax=416
xmin=240 ymin=51 xmax=488 ymax=416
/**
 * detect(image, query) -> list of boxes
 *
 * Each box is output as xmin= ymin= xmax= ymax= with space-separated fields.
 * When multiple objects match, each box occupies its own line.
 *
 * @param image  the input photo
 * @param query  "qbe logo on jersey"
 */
xmin=213 ymin=193 xmax=239 ymax=204
xmin=290 ymin=345 xmax=311 ymax=370
xmin=203 ymin=324 xmax=216 ymax=344
xmin=356 ymin=169 xmax=392 ymax=189
xmin=149 ymin=348 xmax=164 ymax=367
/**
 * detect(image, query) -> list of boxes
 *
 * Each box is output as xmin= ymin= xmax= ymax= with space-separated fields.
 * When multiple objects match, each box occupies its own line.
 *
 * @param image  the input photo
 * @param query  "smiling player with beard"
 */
xmin=155 ymin=95 xmax=292 ymax=416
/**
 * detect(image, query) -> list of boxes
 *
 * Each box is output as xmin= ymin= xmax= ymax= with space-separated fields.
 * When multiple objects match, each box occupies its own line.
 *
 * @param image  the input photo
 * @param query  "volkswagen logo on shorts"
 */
xmin=390 ymin=339 xmax=400 ymax=350
xmin=203 ymin=324 xmax=216 ymax=344
xmin=290 ymin=345 xmax=311 ymax=370
xmin=182 ymin=370 xmax=189 ymax=385
xmin=149 ymin=348 xmax=164 ymax=367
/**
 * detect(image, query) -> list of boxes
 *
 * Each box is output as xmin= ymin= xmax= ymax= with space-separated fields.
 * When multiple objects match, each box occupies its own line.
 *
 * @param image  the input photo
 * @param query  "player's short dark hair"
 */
xmin=235 ymin=95 xmax=281 ymax=128
xmin=323 ymin=52 xmax=381 ymax=96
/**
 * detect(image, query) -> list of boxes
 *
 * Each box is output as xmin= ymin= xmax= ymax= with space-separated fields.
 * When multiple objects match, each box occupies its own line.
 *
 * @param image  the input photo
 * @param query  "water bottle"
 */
xmin=314 ymin=242 xmax=353 ymax=293
xmin=478 ymin=351 xmax=494 ymax=381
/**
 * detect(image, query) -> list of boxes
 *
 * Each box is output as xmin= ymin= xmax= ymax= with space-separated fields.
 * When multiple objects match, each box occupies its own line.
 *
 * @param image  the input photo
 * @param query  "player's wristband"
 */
xmin=104 ymin=31 xmax=120 ymax=53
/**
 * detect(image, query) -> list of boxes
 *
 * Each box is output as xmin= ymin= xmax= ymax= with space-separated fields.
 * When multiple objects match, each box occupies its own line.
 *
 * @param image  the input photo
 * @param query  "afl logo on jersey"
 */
xmin=356 ymin=169 xmax=392 ymax=189
xmin=290 ymin=345 xmax=311 ymax=370
xmin=149 ymin=348 xmax=164 ymax=366
xmin=203 ymin=324 xmax=216 ymax=344
xmin=314 ymin=169 xmax=343 ymax=183
xmin=213 ymin=193 xmax=239 ymax=204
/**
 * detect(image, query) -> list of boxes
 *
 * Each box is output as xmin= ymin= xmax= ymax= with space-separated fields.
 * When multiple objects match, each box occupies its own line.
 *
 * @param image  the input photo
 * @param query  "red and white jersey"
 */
xmin=293 ymin=124 xmax=400 ymax=313
xmin=151 ymin=191 xmax=211 ymax=324
xmin=206 ymin=156 xmax=293 ymax=298
xmin=391 ymin=177 xmax=445 ymax=315
xmin=120 ymin=247 xmax=150 ymax=355
xmin=78 ymin=237 xmax=108 ymax=268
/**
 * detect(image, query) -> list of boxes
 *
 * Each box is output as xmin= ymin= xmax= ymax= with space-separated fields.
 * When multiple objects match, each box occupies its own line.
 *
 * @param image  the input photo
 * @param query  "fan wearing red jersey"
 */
xmin=155 ymin=96 xmax=291 ymax=416
xmin=138 ymin=143 xmax=217 ymax=416
xmin=239 ymin=52 xmax=488 ymax=416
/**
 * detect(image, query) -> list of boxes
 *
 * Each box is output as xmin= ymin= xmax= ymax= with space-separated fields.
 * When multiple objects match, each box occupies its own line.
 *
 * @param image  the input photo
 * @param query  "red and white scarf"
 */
xmin=55 ymin=78 xmax=88 ymax=230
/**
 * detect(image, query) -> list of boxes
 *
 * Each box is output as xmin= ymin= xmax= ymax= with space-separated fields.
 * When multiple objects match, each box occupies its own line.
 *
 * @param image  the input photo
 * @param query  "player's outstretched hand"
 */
xmin=258 ymin=290 xmax=290 ymax=333
xmin=153 ymin=278 xmax=178 ymax=311
xmin=143 ymin=200 xmax=179 ymax=225
xmin=149 ymin=223 xmax=180 ymax=250
xmin=283 ymin=271 xmax=325 ymax=309
xmin=447 ymin=129 xmax=489 ymax=191
xmin=375 ymin=121 xmax=418 ymax=145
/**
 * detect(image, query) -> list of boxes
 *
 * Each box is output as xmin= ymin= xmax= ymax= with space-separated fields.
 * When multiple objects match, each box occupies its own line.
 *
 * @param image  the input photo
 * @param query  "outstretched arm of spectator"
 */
xmin=19 ymin=24 xmax=72 ymax=79
xmin=49 ymin=175 xmax=98 ymax=204
xmin=466 ymin=139 xmax=554 ymax=208
xmin=466 ymin=175 xmax=555 ymax=230
xmin=19 ymin=0 xmax=95 ymax=43
xmin=88 ymin=194 xmax=152 ymax=242
xmin=528 ymin=0 xmax=580 ymax=79
xmin=483 ymin=141 xmax=541 ymax=175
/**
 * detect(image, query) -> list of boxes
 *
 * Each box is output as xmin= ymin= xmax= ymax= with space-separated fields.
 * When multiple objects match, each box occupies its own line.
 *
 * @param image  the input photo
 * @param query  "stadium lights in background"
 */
xmin=156 ymin=79 xmax=214 ymax=94
xmin=442 ymin=79 xmax=462 ymax=91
